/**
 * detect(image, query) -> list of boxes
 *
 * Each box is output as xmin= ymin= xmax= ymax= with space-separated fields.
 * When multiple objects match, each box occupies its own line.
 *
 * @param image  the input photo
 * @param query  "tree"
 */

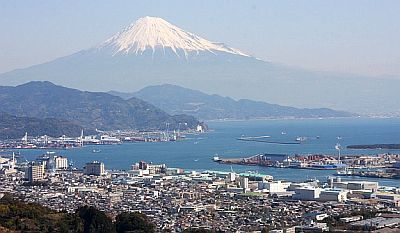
xmin=59 ymin=213 xmax=84 ymax=233
xmin=115 ymin=212 xmax=156 ymax=233
xmin=77 ymin=206 xmax=115 ymax=233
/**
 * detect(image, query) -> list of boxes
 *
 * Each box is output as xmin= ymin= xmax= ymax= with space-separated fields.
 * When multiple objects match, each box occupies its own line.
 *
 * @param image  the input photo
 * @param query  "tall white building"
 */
xmin=227 ymin=172 xmax=236 ymax=182
xmin=55 ymin=156 xmax=68 ymax=170
xmin=84 ymin=161 xmax=105 ymax=176
xmin=239 ymin=177 xmax=249 ymax=190
xmin=36 ymin=153 xmax=68 ymax=171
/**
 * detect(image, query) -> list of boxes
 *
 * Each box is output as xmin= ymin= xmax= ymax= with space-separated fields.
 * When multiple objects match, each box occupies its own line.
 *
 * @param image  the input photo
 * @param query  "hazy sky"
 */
xmin=1 ymin=0 xmax=399 ymax=77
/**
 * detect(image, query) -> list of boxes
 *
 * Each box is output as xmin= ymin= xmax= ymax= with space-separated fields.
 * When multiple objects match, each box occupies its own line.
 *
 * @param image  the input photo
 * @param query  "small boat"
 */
xmin=281 ymin=132 xmax=287 ymax=135
xmin=92 ymin=149 xmax=101 ymax=153
xmin=335 ymin=170 xmax=354 ymax=176
xmin=295 ymin=136 xmax=307 ymax=142
xmin=305 ymin=178 xmax=320 ymax=183
xmin=212 ymin=156 xmax=221 ymax=162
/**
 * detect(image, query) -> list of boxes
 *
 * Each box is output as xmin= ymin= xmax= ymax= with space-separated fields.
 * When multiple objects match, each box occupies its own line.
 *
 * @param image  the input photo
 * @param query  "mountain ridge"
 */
xmin=0 ymin=112 xmax=87 ymax=139
xmin=109 ymin=84 xmax=355 ymax=120
xmin=0 ymin=81 xmax=199 ymax=131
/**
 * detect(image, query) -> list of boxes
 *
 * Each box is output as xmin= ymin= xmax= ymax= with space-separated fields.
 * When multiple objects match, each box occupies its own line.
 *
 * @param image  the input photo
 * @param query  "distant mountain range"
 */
xmin=0 ymin=80 xmax=350 ymax=140
xmin=109 ymin=84 xmax=355 ymax=120
xmin=0 ymin=82 xmax=199 ymax=134
xmin=1 ymin=16 xmax=399 ymax=115
xmin=0 ymin=112 xmax=86 ymax=140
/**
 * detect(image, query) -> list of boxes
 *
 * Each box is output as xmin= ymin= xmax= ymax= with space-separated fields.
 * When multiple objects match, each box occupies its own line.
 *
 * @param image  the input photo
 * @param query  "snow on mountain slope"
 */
xmin=99 ymin=16 xmax=249 ymax=57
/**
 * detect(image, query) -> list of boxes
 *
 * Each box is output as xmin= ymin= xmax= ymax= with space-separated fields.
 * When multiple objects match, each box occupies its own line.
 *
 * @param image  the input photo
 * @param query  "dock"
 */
xmin=214 ymin=153 xmax=288 ymax=167
xmin=237 ymin=138 xmax=301 ymax=145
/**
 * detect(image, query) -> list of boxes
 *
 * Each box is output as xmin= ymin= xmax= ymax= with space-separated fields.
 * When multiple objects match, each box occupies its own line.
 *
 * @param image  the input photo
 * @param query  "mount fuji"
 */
xmin=0 ymin=16 xmax=399 ymax=114
xmin=100 ymin=16 xmax=249 ymax=58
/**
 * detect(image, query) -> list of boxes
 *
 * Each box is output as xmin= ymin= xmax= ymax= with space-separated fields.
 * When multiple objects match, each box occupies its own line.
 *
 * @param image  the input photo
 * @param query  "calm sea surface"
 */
xmin=17 ymin=118 xmax=400 ymax=187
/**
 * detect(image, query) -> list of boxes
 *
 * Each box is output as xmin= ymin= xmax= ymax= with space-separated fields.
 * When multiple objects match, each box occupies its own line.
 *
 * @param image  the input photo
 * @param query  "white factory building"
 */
xmin=319 ymin=189 xmax=348 ymax=202
xmin=293 ymin=187 xmax=322 ymax=201
xmin=331 ymin=178 xmax=378 ymax=192
xmin=0 ymin=154 xmax=17 ymax=175
xmin=258 ymin=180 xmax=291 ymax=193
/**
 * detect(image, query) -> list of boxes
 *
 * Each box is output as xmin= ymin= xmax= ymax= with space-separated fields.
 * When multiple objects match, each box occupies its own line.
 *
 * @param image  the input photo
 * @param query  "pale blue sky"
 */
xmin=1 ymin=0 xmax=399 ymax=77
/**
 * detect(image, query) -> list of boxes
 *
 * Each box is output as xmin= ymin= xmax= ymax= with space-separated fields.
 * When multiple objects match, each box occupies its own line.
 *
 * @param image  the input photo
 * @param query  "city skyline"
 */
xmin=1 ymin=2 xmax=400 ymax=232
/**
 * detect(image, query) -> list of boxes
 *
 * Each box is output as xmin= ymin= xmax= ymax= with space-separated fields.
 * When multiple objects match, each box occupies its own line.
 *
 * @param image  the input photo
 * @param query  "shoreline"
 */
xmin=205 ymin=116 xmax=400 ymax=123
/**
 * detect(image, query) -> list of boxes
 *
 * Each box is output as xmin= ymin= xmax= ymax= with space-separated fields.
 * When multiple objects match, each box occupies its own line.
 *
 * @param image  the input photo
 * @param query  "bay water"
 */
xmin=17 ymin=118 xmax=400 ymax=186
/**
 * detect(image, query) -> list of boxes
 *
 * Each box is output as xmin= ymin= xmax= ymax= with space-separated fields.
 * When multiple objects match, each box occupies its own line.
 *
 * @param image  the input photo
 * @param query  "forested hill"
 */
xmin=0 ymin=81 xmax=199 ymax=131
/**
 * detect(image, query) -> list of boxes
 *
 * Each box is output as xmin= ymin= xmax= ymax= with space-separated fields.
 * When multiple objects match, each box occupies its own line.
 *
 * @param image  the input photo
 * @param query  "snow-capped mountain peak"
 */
xmin=100 ymin=16 xmax=249 ymax=57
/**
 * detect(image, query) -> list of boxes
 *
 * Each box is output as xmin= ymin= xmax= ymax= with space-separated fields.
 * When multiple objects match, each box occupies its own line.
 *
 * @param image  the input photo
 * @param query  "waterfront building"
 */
xmin=319 ymin=189 xmax=348 ymax=202
xmin=131 ymin=163 xmax=140 ymax=170
xmin=196 ymin=124 xmax=204 ymax=132
xmin=258 ymin=180 xmax=290 ymax=193
xmin=239 ymin=172 xmax=273 ymax=181
xmin=83 ymin=161 xmax=105 ymax=176
xmin=36 ymin=153 xmax=53 ymax=171
xmin=0 ymin=154 xmax=17 ymax=175
xmin=131 ymin=161 xmax=166 ymax=174
xmin=147 ymin=164 xmax=166 ymax=174
xmin=333 ymin=180 xmax=378 ymax=192
xmin=36 ymin=153 xmax=68 ymax=171
xmin=166 ymin=167 xmax=184 ymax=175
xmin=293 ymin=187 xmax=321 ymax=201
xmin=26 ymin=163 xmax=45 ymax=182
xmin=349 ymin=181 xmax=378 ymax=191
xmin=55 ymin=156 xmax=68 ymax=170
xmin=227 ymin=172 xmax=236 ymax=182
xmin=82 ymin=135 xmax=101 ymax=144
xmin=239 ymin=177 xmax=249 ymax=190
xmin=100 ymin=135 xmax=120 ymax=144
xmin=139 ymin=161 xmax=148 ymax=170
